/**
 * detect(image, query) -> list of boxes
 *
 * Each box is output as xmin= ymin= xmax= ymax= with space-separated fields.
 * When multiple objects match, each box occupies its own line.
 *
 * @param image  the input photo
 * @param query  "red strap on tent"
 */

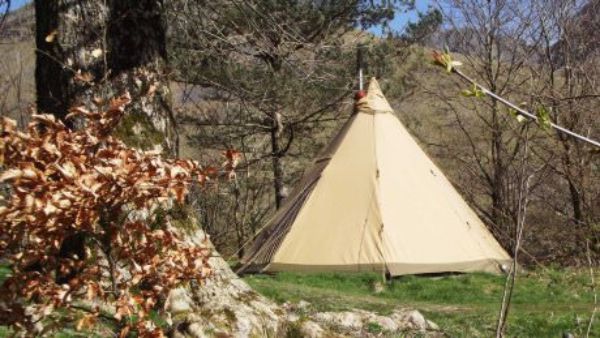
xmin=354 ymin=90 xmax=366 ymax=101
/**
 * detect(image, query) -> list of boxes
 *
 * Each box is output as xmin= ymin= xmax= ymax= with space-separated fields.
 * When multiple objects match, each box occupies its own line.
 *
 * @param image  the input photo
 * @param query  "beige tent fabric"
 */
xmin=240 ymin=115 xmax=359 ymax=269
xmin=374 ymin=110 xmax=510 ymax=274
xmin=268 ymin=112 xmax=384 ymax=271
xmin=239 ymin=78 xmax=511 ymax=275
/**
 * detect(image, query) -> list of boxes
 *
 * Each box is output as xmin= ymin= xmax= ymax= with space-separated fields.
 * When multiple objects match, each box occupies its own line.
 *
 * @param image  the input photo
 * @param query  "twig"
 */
xmin=495 ymin=134 xmax=533 ymax=337
xmin=450 ymin=67 xmax=600 ymax=148
xmin=71 ymin=301 xmax=118 ymax=323
xmin=586 ymin=240 xmax=597 ymax=338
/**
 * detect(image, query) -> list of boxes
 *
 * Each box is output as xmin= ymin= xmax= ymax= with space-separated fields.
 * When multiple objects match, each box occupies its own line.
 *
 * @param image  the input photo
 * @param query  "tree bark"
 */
xmin=34 ymin=0 xmax=176 ymax=154
xmin=270 ymin=122 xmax=286 ymax=209
xmin=567 ymin=177 xmax=584 ymax=224
xmin=34 ymin=0 xmax=70 ymax=121
xmin=490 ymin=100 xmax=509 ymax=230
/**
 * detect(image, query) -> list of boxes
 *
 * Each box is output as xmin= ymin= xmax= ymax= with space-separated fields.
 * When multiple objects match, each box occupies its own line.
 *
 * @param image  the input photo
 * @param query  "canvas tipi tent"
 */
xmin=239 ymin=78 xmax=511 ymax=276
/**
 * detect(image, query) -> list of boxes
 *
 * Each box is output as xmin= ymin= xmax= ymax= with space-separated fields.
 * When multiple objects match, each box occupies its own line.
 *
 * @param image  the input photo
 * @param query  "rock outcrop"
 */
xmin=284 ymin=301 xmax=442 ymax=338
xmin=169 ymin=229 xmax=285 ymax=337
xmin=168 ymin=230 xmax=442 ymax=337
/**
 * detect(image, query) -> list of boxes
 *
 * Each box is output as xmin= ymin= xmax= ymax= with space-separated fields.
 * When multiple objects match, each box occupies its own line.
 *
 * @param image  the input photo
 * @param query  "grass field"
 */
xmin=244 ymin=269 xmax=599 ymax=337
xmin=0 ymin=265 xmax=598 ymax=337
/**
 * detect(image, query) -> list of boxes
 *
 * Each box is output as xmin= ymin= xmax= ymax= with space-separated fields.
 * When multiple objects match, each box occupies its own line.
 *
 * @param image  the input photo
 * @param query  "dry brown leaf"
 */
xmin=45 ymin=30 xmax=58 ymax=43
xmin=0 ymin=169 xmax=22 ymax=182
xmin=0 ymin=97 xmax=217 ymax=336
xmin=74 ymin=71 xmax=95 ymax=84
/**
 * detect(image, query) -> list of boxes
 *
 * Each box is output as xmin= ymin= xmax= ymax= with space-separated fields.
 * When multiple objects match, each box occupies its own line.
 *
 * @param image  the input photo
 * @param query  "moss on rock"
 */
xmin=113 ymin=111 xmax=165 ymax=150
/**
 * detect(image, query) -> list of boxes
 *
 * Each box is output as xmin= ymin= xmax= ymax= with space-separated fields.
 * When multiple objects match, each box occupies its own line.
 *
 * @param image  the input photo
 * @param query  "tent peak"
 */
xmin=362 ymin=78 xmax=393 ymax=114
xmin=367 ymin=77 xmax=382 ymax=93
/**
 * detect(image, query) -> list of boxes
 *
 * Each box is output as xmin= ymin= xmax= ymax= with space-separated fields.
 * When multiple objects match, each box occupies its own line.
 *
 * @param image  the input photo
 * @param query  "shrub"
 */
xmin=0 ymin=94 xmax=239 ymax=336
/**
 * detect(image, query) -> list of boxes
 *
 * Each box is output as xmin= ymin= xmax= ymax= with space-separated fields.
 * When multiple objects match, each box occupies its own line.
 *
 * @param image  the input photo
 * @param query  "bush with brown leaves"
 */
xmin=0 ymin=95 xmax=240 ymax=336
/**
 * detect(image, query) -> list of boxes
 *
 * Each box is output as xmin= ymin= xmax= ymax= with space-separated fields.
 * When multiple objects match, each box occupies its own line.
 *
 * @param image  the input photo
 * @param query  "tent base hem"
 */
xmin=239 ymin=258 xmax=512 ymax=276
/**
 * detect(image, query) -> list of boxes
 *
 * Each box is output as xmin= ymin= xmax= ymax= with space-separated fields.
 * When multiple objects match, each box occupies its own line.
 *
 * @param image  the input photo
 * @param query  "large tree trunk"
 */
xmin=34 ymin=0 xmax=111 ymax=281
xmin=34 ymin=2 xmax=282 ymax=335
xmin=34 ymin=0 xmax=176 ymax=154
xmin=34 ymin=0 xmax=71 ymax=121
xmin=106 ymin=0 xmax=178 ymax=156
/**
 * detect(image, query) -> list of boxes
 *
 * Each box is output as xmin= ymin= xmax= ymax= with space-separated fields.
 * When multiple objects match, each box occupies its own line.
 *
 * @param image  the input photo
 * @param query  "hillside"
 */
xmin=0 ymin=3 xmax=33 ymax=42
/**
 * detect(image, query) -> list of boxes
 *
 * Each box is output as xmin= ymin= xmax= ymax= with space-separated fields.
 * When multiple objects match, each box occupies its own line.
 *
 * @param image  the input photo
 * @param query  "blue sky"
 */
xmin=9 ymin=0 xmax=30 ymax=10
xmin=391 ymin=0 xmax=432 ymax=30
xmin=370 ymin=0 xmax=431 ymax=35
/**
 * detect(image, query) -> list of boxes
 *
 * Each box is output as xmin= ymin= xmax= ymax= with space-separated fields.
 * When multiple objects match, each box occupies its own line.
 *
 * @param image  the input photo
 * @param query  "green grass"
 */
xmin=0 ymin=265 xmax=12 ymax=337
xmin=244 ymin=269 xmax=599 ymax=337
xmin=0 ymin=265 xmax=10 ymax=284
